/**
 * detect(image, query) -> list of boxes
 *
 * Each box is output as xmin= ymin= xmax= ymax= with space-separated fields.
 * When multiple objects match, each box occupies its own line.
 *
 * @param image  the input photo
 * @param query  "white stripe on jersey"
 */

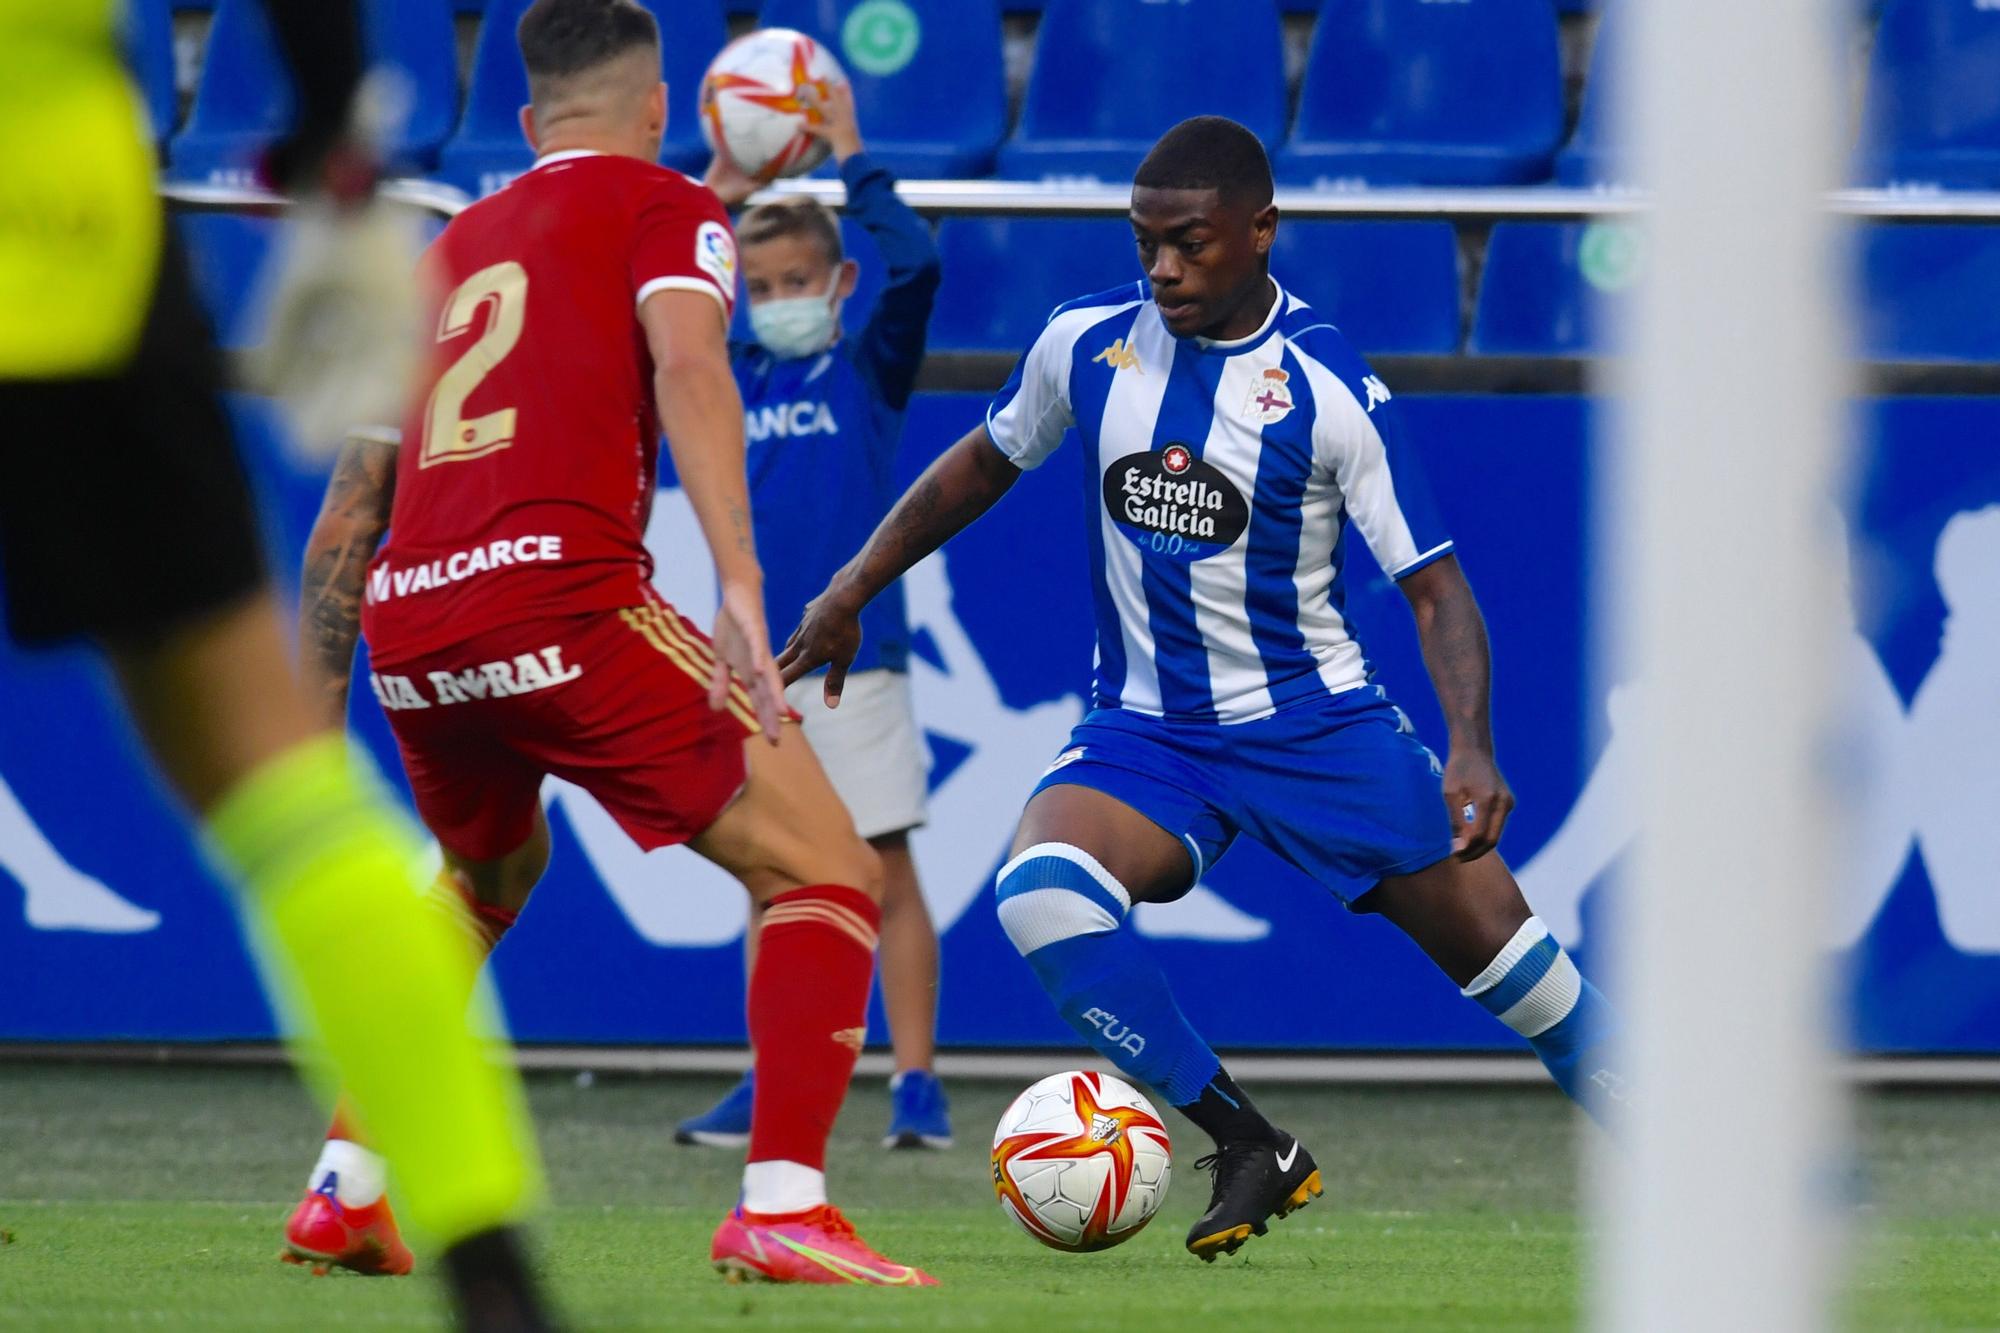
xmin=984 ymin=278 xmax=1453 ymax=725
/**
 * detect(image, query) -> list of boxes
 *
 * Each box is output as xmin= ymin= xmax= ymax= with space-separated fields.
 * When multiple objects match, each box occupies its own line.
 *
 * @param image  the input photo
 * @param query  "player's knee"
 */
xmin=995 ymin=841 xmax=1131 ymax=958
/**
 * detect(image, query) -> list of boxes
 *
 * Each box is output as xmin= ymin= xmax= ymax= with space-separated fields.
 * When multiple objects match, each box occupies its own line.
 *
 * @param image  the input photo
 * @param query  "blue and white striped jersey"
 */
xmin=985 ymin=278 xmax=1454 ymax=725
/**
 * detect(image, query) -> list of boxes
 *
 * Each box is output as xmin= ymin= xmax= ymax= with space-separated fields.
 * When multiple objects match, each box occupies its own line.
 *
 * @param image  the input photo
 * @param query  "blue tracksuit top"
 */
xmin=732 ymin=153 xmax=939 ymax=674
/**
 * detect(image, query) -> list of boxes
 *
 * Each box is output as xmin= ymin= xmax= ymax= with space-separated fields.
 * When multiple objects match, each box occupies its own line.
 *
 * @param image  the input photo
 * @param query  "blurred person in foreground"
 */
xmin=0 ymin=3 xmax=553 ymax=1328
xmin=675 ymin=81 xmax=953 ymax=1155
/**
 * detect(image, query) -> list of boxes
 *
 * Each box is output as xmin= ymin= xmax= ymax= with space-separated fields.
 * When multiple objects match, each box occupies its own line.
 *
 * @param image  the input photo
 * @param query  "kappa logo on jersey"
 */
xmin=368 ymin=646 xmax=584 ymax=711
xmin=1092 ymin=338 xmax=1143 ymax=373
xmin=1362 ymin=374 xmax=1393 ymax=413
xmin=745 ymin=400 xmax=839 ymax=443
xmin=1244 ymin=366 xmax=1295 ymax=424
xmin=1103 ymin=444 xmax=1250 ymax=561
xmin=695 ymin=220 xmax=737 ymax=294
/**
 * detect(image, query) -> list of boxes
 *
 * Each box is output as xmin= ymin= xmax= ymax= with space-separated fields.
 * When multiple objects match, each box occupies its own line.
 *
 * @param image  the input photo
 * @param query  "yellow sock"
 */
xmin=207 ymin=734 xmax=543 ymax=1244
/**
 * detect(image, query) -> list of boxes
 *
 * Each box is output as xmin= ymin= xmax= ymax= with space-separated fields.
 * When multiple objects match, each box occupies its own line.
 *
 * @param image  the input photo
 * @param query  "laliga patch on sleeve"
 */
xmin=695 ymin=221 xmax=738 ymax=294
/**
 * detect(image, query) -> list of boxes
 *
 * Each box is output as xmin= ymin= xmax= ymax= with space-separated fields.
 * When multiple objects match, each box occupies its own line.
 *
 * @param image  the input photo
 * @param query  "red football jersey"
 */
xmin=362 ymin=151 xmax=737 ymax=661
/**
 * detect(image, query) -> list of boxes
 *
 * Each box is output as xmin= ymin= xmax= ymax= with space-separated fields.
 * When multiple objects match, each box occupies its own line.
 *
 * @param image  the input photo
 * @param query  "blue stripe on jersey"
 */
xmin=1141 ymin=339 xmax=1227 ymax=720
xmin=1243 ymin=342 xmax=1324 ymax=692
xmin=1069 ymin=304 xmax=1143 ymax=708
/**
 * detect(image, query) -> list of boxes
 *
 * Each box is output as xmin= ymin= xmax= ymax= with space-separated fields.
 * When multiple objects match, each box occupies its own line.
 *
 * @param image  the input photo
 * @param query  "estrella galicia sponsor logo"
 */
xmin=1102 ymin=443 xmax=1249 ymax=561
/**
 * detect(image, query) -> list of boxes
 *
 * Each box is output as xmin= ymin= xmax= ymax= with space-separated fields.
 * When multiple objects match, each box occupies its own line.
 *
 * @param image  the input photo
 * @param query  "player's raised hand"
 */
xmin=776 ymin=586 xmax=863 ymax=708
xmin=803 ymin=79 xmax=863 ymax=163
xmin=1444 ymin=746 xmax=1515 ymax=861
xmin=713 ymin=578 xmax=786 ymax=742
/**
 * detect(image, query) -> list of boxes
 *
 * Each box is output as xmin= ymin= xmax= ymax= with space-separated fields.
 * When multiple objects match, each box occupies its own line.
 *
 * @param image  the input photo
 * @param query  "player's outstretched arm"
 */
xmin=778 ymin=424 xmax=1020 ymax=705
xmin=1399 ymin=554 xmax=1516 ymax=861
xmin=641 ymin=288 xmax=785 ymax=738
xmin=297 ymin=431 xmax=399 ymax=728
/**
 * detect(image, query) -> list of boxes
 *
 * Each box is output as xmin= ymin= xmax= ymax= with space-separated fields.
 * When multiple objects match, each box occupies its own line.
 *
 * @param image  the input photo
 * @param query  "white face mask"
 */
xmin=748 ymin=276 xmax=841 ymax=360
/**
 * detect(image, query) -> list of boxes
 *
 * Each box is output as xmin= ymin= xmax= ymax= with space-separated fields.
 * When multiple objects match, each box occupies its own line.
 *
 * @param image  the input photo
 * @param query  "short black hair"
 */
xmin=1133 ymin=116 xmax=1275 ymax=208
xmin=517 ymin=0 xmax=658 ymax=99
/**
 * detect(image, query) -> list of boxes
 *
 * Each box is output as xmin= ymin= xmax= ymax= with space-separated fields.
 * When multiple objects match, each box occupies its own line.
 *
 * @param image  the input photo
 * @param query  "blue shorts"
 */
xmin=1030 ymin=686 xmax=1454 ymax=907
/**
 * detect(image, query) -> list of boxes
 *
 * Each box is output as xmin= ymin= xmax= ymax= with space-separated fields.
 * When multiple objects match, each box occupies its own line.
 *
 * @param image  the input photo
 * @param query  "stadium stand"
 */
xmin=1275 ymin=0 xmax=1564 ymax=187
xmin=124 ymin=0 xmax=179 ymax=145
xmin=1270 ymin=223 xmax=1462 ymax=355
xmin=1859 ymin=226 xmax=2000 ymax=362
xmin=994 ymin=0 xmax=1288 ymax=182
xmin=435 ymin=0 xmax=725 ymax=197
xmin=926 ymin=217 xmax=1144 ymax=352
xmin=1858 ymin=0 xmax=2000 ymax=188
xmin=757 ymin=0 xmax=1008 ymax=179
xmin=174 ymin=211 xmax=279 ymax=350
xmin=1470 ymin=222 xmax=1638 ymax=358
xmin=1554 ymin=0 xmax=1623 ymax=186
xmin=169 ymin=0 xmax=460 ymax=181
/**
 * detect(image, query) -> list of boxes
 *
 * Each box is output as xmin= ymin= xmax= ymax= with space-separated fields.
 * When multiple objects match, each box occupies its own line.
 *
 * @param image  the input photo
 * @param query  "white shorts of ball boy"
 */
xmin=784 ymin=668 xmax=929 ymax=840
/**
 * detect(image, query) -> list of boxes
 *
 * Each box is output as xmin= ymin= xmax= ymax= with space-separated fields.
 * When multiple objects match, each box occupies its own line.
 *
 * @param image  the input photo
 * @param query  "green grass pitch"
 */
xmin=2 ymin=1064 xmax=1997 ymax=1329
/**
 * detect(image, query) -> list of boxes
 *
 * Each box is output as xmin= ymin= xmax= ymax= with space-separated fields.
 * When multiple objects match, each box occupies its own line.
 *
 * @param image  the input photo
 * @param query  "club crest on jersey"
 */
xmin=1103 ymin=443 xmax=1250 ymax=563
xmin=1244 ymin=367 xmax=1294 ymax=424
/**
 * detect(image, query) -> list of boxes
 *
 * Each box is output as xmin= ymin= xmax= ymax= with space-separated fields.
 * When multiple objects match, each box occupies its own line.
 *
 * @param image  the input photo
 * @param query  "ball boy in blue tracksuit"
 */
xmin=677 ymin=84 xmax=951 ymax=1150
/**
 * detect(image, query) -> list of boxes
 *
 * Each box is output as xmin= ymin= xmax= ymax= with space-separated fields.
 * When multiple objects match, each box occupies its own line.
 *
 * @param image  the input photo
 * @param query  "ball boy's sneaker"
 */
xmin=711 ymin=1205 xmax=938 ymax=1286
xmin=1184 ymin=1131 xmax=1323 ymax=1262
xmin=674 ymin=1071 xmax=754 ymax=1148
xmin=883 ymin=1069 xmax=953 ymax=1150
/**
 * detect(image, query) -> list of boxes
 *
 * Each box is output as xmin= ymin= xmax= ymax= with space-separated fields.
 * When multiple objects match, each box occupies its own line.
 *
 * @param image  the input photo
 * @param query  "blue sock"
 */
xmin=1463 ymin=917 xmax=1629 ymax=1129
xmin=996 ymin=842 xmax=1220 ymax=1107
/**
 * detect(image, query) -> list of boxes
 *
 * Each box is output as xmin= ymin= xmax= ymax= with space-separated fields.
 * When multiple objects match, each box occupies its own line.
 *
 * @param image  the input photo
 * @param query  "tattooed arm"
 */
xmin=298 ymin=431 xmax=399 ymax=728
xmin=1399 ymin=554 xmax=1516 ymax=862
xmin=777 ymin=425 xmax=1021 ymax=704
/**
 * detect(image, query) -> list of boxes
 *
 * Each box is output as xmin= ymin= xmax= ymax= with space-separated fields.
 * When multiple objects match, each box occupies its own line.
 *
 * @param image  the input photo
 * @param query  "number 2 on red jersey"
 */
xmin=422 ymin=260 xmax=527 ymax=468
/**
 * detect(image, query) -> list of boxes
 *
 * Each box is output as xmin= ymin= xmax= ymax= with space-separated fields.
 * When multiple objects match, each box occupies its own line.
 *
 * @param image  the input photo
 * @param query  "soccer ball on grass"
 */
xmin=991 ymin=1069 xmax=1172 ymax=1252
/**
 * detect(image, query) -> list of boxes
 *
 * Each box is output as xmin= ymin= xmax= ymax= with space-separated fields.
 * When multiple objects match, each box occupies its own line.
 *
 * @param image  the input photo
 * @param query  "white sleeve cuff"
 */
xmin=636 ymin=275 xmax=731 ymax=318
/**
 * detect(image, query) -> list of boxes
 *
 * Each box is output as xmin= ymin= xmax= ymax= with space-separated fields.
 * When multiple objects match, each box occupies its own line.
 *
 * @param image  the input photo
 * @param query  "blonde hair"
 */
xmin=738 ymin=196 xmax=844 ymax=265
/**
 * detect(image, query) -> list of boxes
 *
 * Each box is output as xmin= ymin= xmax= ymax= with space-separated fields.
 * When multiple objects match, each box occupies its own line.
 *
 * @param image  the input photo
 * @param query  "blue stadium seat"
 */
xmin=125 ymin=0 xmax=179 ymax=144
xmin=1858 ymin=0 xmax=2000 ymax=188
xmin=1470 ymin=222 xmax=1643 ymax=356
xmin=436 ymin=0 xmax=725 ymax=198
xmin=1859 ymin=227 xmax=2000 ymax=362
xmin=927 ymin=218 xmax=1142 ymax=351
xmin=727 ymin=216 xmax=890 ymax=345
xmin=995 ymin=0 xmax=1288 ymax=183
xmin=1271 ymin=223 xmax=1461 ymax=354
xmin=757 ymin=0 xmax=1007 ymax=178
xmin=1276 ymin=0 xmax=1563 ymax=187
xmin=174 ymin=212 xmax=280 ymax=350
xmin=168 ymin=0 xmax=459 ymax=182
xmin=1554 ymin=3 xmax=1624 ymax=186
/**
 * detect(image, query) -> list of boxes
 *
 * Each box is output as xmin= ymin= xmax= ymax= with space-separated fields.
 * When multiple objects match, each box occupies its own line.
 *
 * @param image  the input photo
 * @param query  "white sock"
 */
xmin=741 ymin=1159 xmax=827 ymax=1216
xmin=308 ymin=1139 xmax=388 ymax=1208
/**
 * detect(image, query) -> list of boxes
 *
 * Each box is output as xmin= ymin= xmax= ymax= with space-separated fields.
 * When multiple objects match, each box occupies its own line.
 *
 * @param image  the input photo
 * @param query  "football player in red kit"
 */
xmin=284 ymin=0 xmax=934 ymax=1287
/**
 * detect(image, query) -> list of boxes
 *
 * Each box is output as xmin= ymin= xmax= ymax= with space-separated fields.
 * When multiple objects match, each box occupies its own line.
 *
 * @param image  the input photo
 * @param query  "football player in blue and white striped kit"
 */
xmin=781 ymin=117 xmax=1627 ymax=1262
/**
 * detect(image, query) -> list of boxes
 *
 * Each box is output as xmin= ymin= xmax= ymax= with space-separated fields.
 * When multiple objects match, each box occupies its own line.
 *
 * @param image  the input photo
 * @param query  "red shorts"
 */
xmin=368 ymin=595 xmax=760 ymax=863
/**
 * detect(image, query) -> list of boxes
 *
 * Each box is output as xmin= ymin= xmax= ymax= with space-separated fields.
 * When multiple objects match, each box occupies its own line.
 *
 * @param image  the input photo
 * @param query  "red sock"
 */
xmin=746 ymin=885 xmax=880 ymax=1170
xmin=321 ymin=873 xmax=519 ymax=1148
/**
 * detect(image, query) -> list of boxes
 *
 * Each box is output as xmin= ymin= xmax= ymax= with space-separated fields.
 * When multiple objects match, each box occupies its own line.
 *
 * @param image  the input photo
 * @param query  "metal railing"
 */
xmin=161 ymin=179 xmax=2000 ymax=394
